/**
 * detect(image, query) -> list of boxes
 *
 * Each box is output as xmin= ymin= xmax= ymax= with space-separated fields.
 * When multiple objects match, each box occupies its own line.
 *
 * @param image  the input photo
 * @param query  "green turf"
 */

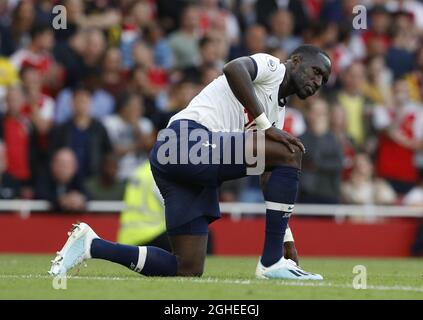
xmin=0 ymin=255 xmax=422 ymax=299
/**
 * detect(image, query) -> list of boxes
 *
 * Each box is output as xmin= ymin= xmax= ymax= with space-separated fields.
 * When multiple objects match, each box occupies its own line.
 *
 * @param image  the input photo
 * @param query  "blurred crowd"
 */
xmin=1 ymin=0 xmax=423 ymax=211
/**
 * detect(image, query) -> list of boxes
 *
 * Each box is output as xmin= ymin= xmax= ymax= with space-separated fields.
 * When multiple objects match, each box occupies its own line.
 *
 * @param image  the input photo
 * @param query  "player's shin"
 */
xmin=261 ymin=166 xmax=299 ymax=267
xmin=90 ymin=239 xmax=177 ymax=276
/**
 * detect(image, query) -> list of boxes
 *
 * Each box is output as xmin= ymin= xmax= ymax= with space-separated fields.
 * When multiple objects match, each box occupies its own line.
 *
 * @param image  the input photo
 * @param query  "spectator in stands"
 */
xmin=373 ymin=79 xmax=423 ymax=194
xmin=405 ymin=46 xmax=423 ymax=103
xmin=128 ymin=65 xmax=161 ymax=118
xmin=198 ymin=0 xmax=240 ymax=46
xmin=143 ymin=22 xmax=173 ymax=71
xmin=152 ymin=78 xmax=199 ymax=130
xmin=255 ymin=0 xmax=309 ymax=35
xmin=76 ymin=0 xmax=122 ymax=31
xmin=0 ymin=57 xmax=19 ymax=113
xmin=54 ymin=28 xmax=108 ymax=92
xmin=50 ymin=86 xmax=112 ymax=179
xmin=119 ymin=1 xmax=154 ymax=70
xmin=385 ymin=29 xmax=415 ymax=80
xmin=20 ymin=66 xmax=54 ymax=135
xmin=85 ymin=152 xmax=125 ymax=201
xmin=205 ymin=28 xmax=230 ymax=64
xmin=101 ymin=46 xmax=128 ymax=98
xmin=33 ymin=1 xmax=54 ymax=26
xmin=363 ymin=55 xmax=393 ymax=106
xmin=267 ymin=47 xmax=289 ymax=63
xmin=81 ymin=28 xmax=107 ymax=75
xmin=337 ymin=61 xmax=368 ymax=148
xmin=280 ymin=107 xmax=306 ymax=138
xmin=0 ymin=86 xmax=32 ymax=188
xmin=303 ymin=20 xmax=339 ymax=53
xmin=183 ymin=36 xmax=223 ymax=84
xmin=53 ymin=0 xmax=80 ymax=42
xmin=0 ymin=141 xmax=21 ymax=199
xmin=20 ymin=66 xmax=55 ymax=177
xmin=103 ymin=92 xmax=155 ymax=180
xmin=0 ymin=0 xmax=35 ymax=56
xmin=168 ymin=5 xmax=201 ymax=69
xmin=341 ymin=153 xmax=397 ymax=205
xmin=330 ymin=23 xmax=366 ymax=84
xmin=330 ymin=102 xmax=357 ymax=180
xmin=54 ymin=28 xmax=88 ymax=88
xmin=387 ymin=0 xmax=423 ymax=30
xmin=235 ymin=0 xmax=256 ymax=32
xmin=55 ymin=0 xmax=121 ymax=43
xmin=319 ymin=0 xmax=354 ymax=25
xmin=35 ymin=148 xmax=88 ymax=212
xmin=117 ymin=159 xmax=169 ymax=251
xmin=54 ymin=70 xmax=115 ymax=124
xmin=299 ymin=98 xmax=344 ymax=204
xmin=361 ymin=5 xmax=392 ymax=59
xmin=229 ymin=24 xmax=267 ymax=60
xmin=200 ymin=65 xmax=220 ymax=87
xmin=266 ymin=9 xmax=302 ymax=55
xmin=198 ymin=36 xmax=224 ymax=70
xmin=132 ymin=42 xmax=168 ymax=91
xmin=10 ymin=23 xmax=63 ymax=94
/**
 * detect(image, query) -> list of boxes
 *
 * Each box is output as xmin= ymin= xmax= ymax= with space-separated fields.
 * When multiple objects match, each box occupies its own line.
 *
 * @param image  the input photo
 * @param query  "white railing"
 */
xmin=0 ymin=200 xmax=423 ymax=218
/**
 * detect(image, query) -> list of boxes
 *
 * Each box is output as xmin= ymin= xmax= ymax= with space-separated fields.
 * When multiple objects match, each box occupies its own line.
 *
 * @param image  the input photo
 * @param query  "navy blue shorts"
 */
xmin=150 ymin=119 xmax=248 ymax=232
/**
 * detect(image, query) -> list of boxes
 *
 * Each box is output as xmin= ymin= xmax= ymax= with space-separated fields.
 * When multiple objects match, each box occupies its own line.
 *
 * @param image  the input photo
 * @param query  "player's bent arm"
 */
xmin=223 ymin=57 xmax=266 ymax=120
xmin=224 ymin=57 xmax=305 ymax=153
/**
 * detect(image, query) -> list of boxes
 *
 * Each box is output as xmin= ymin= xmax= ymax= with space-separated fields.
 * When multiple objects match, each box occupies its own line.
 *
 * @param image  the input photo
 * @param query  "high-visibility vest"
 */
xmin=117 ymin=161 xmax=166 ymax=245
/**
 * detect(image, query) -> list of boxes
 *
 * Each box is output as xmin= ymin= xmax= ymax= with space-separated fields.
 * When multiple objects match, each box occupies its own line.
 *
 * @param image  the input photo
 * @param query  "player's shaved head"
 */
xmin=291 ymin=46 xmax=331 ymax=77
xmin=290 ymin=45 xmax=331 ymax=63
xmin=287 ymin=45 xmax=331 ymax=99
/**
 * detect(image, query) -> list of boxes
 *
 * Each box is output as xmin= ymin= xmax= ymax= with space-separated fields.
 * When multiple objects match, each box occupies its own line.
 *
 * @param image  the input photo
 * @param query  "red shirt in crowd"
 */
xmin=3 ymin=116 xmax=31 ymax=181
xmin=21 ymin=95 xmax=54 ymax=151
xmin=374 ymin=102 xmax=423 ymax=183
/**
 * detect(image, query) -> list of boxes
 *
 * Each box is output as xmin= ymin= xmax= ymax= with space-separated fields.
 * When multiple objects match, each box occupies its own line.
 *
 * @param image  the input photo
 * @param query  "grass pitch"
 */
xmin=0 ymin=255 xmax=422 ymax=299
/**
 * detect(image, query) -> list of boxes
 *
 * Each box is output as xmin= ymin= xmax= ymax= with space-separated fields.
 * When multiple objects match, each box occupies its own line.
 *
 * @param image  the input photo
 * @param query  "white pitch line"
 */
xmin=1 ymin=274 xmax=423 ymax=294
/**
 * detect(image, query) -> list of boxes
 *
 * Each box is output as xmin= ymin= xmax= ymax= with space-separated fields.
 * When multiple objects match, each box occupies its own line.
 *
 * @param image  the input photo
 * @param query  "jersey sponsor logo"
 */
xmin=267 ymin=58 xmax=277 ymax=72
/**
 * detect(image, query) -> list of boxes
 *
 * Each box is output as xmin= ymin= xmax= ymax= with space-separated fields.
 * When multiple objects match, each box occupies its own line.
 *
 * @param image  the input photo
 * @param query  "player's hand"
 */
xmin=264 ymin=127 xmax=306 ymax=153
xmin=284 ymin=241 xmax=299 ymax=266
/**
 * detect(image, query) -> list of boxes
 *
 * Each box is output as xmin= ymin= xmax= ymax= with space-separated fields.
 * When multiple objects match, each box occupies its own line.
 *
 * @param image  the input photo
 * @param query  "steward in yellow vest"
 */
xmin=118 ymin=161 xmax=170 ymax=250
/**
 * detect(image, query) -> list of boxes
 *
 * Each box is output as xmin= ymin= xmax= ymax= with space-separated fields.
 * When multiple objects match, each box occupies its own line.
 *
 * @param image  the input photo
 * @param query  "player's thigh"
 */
xmin=169 ymin=234 xmax=208 ymax=277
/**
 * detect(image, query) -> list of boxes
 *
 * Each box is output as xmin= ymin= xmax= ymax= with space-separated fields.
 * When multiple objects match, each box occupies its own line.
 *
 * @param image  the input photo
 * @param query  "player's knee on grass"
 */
xmin=177 ymin=257 xmax=204 ymax=277
xmin=169 ymin=234 xmax=208 ymax=277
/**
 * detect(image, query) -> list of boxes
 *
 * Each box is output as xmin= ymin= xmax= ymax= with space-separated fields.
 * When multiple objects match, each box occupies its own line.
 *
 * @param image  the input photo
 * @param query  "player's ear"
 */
xmin=291 ymin=54 xmax=302 ymax=67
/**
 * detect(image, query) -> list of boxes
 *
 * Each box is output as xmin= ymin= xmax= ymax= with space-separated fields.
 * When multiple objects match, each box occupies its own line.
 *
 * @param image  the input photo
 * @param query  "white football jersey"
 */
xmin=168 ymin=53 xmax=287 ymax=132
